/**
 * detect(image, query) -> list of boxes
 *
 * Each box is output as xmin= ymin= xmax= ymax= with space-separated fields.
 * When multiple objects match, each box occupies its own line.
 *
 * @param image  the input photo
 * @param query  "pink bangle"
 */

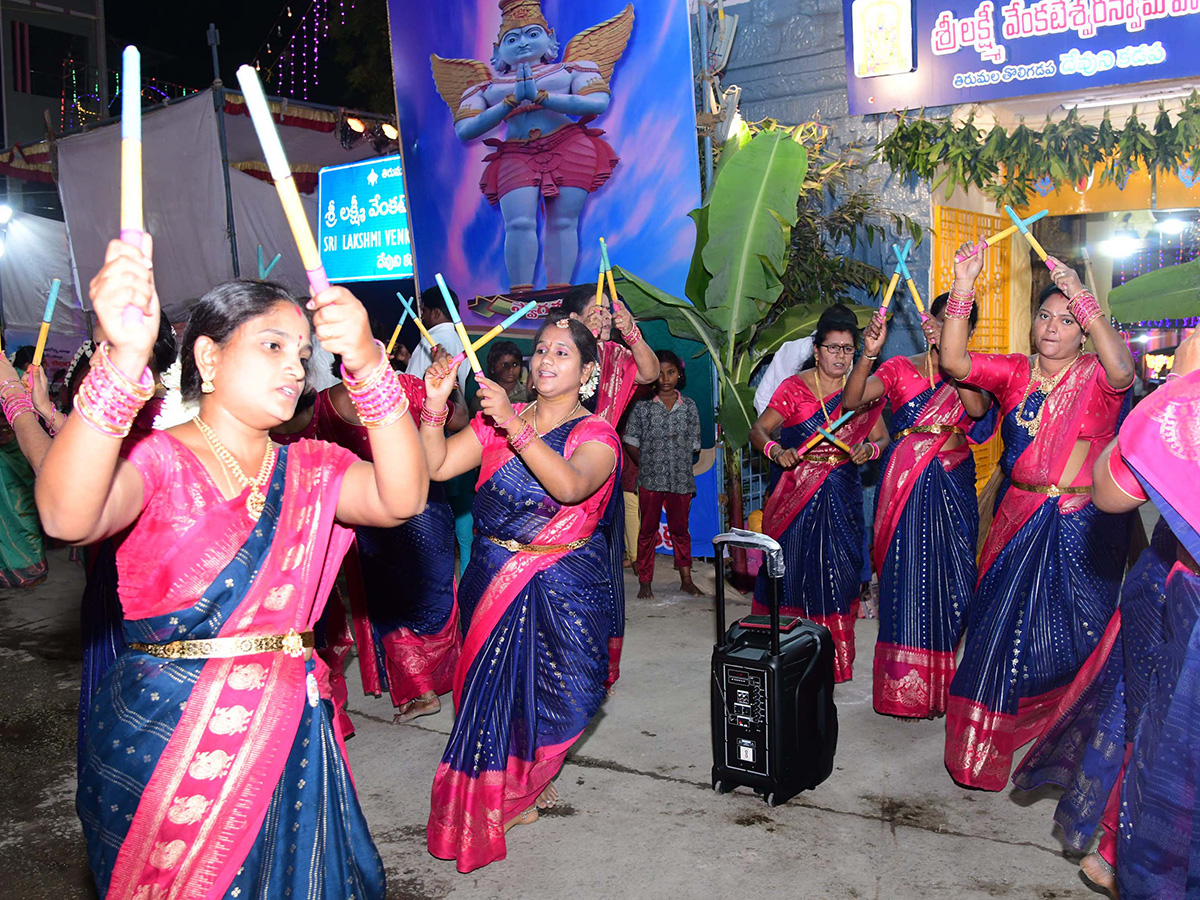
xmin=945 ymin=287 xmax=975 ymax=319
xmin=496 ymin=410 xmax=520 ymax=429
xmin=763 ymin=440 xmax=780 ymax=462
xmin=868 ymin=441 xmax=880 ymax=461
xmin=509 ymin=420 xmax=537 ymax=453
xmin=74 ymin=342 xmax=154 ymax=438
xmin=1067 ymin=289 xmax=1103 ymax=333
xmin=342 ymin=340 xmax=410 ymax=429
xmin=420 ymin=404 xmax=449 ymax=428
xmin=1 ymin=388 xmax=34 ymax=425
xmin=621 ymin=326 xmax=642 ymax=347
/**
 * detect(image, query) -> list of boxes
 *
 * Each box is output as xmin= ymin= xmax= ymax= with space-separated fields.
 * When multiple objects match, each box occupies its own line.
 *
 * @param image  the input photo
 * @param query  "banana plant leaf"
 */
xmin=1108 ymin=258 xmax=1200 ymax=322
xmin=702 ymin=130 xmax=809 ymax=369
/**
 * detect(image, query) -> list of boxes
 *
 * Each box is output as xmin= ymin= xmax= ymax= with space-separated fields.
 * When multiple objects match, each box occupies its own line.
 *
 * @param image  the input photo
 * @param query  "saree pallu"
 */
xmin=595 ymin=341 xmax=639 ymax=689
xmin=946 ymin=353 xmax=1131 ymax=790
xmin=871 ymin=367 xmax=987 ymax=718
xmin=313 ymin=382 xmax=461 ymax=711
xmin=1114 ymin=367 xmax=1200 ymax=900
xmin=754 ymin=381 xmax=881 ymax=683
xmin=0 ymin=428 xmax=46 ymax=587
xmin=428 ymin=410 xmax=619 ymax=873
xmin=78 ymin=433 xmax=385 ymax=900
xmin=1012 ymin=519 xmax=1175 ymax=854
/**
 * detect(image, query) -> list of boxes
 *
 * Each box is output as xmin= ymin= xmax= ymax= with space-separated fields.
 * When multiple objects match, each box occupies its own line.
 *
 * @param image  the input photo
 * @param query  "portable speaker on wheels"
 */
xmin=710 ymin=529 xmax=838 ymax=806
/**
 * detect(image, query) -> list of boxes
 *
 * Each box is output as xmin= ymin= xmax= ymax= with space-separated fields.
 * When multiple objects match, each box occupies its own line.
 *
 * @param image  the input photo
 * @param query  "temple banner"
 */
xmin=385 ymin=0 xmax=701 ymax=326
xmin=843 ymin=0 xmax=1200 ymax=115
xmin=317 ymin=155 xmax=416 ymax=282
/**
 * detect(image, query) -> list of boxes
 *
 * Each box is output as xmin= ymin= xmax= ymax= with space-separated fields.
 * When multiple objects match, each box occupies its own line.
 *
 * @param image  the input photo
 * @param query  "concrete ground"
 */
xmin=0 ymin=549 xmax=1101 ymax=900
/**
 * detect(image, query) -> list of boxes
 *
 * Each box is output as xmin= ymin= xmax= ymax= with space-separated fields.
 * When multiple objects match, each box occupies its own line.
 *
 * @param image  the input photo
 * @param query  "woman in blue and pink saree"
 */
xmin=842 ymin=297 xmax=995 ymax=718
xmin=38 ymin=246 xmax=430 ymax=900
xmin=936 ymin=247 xmax=1135 ymax=791
xmin=418 ymin=316 xmax=621 ymax=873
xmin=749 ymin=305 xmax=886 ymax=683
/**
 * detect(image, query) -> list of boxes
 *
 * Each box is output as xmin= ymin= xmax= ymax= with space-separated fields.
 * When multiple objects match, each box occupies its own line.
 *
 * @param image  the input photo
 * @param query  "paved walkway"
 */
xmin=0 ymin=550 xmax=1098 ymax=899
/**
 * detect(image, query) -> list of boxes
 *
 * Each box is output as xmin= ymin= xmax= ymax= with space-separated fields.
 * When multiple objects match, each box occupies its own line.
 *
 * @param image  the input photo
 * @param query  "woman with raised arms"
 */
xmin=39 ymin=235 xmax=429 ymax=900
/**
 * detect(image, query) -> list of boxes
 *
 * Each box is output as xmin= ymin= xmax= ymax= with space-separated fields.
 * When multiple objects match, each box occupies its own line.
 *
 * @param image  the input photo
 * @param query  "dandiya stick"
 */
xmin=119 ymin=46 xmax=146 ymax=329
xmin=435 ymin=272 xmax=482 ymax=375
xmin=396 ymin=293 xmax=437 ymax=348
xmin=1004 ymin=205 xmax=1055 ymax=270
xmin=236 ymin=65 xmax=329 ymax=295
xmin=452 ymin=300 xmax=538 ymax=367
xmin=878 ymin=271 xmax=901 ymax=315
xmin=385 ymin=308 xmax=409 ymax=356
xmin=31 ymin=279 xmax=61 ymax=367
xmin=797 ymin=409 xmax=854 ymax=456
xmin=815 ymin=425 xmax=854 ymax=454
xmin=600 ymin=237 xmax=619 ymax=308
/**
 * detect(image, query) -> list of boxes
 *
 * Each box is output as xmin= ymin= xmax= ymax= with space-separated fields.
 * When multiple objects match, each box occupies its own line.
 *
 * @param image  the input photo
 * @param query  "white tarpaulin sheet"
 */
xmin=0 ymin=213 xmax=85 ymax=336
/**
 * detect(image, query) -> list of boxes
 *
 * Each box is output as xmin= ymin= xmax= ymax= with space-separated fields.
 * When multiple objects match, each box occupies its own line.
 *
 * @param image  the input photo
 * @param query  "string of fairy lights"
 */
xmin=250 ymin=0 xmax=357 ymax=101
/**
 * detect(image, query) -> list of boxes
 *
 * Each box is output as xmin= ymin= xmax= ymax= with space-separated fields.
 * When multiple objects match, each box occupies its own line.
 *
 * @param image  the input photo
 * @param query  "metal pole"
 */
xmin=94 ymin=0 xmax=109 ymax=114
xmin=208 ymin=24 xmax=240 ymax=277
xmin=697 ymin=1 xmax=714 ymax=192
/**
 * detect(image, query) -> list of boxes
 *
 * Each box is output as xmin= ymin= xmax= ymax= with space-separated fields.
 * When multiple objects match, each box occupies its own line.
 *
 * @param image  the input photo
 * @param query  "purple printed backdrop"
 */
xmin=386 ymin=0 xmax=701 ymax=325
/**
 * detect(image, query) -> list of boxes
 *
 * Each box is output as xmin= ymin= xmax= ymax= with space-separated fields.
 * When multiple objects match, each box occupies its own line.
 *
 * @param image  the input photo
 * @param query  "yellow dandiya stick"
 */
xmin=31 ymin=279 xmax=61 ymax=368
xmin=1004 ymin=205 xmax=1055 ymax=270
xmin=451 ymin=300 xmax=539 ymax=367
xmin=600 ymin=237 xmax=619 ymax=308
xmin=595 ymin=270 xmax=605 ymax=307
xmin=385 ymin=308 xmax=409 ymax=356
xmin=797 ymin=409 xmax=854 ymax=456
xmin=878 ymin=271 xmax=901 ymax=315
xmin=435 ymin=272 xmax=482 ymax=374
xmin=236 ymin=65 xmax=330 ymax=295
xmin=396 ymin=293 xmax=437 ymax=349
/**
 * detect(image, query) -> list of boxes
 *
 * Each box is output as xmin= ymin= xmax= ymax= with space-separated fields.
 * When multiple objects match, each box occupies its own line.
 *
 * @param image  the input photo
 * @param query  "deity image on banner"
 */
xmin=851 ymin=0 xmax=914 ymax=78
xmin=430 ymin=0 xmax=634 ymax=294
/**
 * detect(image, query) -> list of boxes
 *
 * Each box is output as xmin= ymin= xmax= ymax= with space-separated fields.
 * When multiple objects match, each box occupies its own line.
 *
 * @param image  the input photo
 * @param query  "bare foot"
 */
xmin=393 ymin=691 xmax=441 ymax=725
xmin=1080 ymin=853 xmax=1118 ymax=898
xmin=503 ymin=807 xmax=539 ymax=833
xmin=622 ymin=558 xmax=633 ymax=569
xmin=680 ymin=579 xmax=704 ymax=596
xmin=536 ymin=782 xmax=559 ymax=809
xmin=637 ymin=582 xmax=654 ymax=599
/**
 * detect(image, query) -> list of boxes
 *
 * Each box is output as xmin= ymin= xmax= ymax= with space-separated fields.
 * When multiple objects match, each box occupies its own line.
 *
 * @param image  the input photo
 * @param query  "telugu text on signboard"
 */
xmin=317 ymin=154 xmax=415 ymax=283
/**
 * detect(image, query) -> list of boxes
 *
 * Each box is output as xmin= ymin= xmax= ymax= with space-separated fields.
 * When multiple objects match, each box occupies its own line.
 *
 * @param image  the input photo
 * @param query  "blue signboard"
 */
xmin=317 ymin=154 xmax=415 ymax=282
xmin=843 ymin=0 xmax=1200 ymax=116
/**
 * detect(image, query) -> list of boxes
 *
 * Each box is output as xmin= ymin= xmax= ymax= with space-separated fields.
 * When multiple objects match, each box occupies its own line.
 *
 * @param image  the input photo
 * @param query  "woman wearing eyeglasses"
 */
xmin=749 ymin=304 xmax=887 ymax=683
xmin=936 ymin=242 xmax=1135 ymax=791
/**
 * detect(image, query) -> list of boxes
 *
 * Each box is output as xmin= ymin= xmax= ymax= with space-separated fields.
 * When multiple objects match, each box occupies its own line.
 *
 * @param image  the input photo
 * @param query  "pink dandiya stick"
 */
xmin=236 ymin=65 xmax=329 ymax=294
xmin=119 ymin=46 xmax=146 ymax=329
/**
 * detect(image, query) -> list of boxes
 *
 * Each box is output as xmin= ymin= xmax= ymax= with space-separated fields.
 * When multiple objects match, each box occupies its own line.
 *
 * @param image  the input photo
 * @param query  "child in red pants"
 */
xmin=623 ymin=350 xmax=702 ymax=599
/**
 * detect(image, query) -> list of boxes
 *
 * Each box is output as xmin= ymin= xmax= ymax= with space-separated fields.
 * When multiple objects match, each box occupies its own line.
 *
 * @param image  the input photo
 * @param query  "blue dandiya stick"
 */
xmin=31 ymin=278 xmax=62 ymax=366
xmin=435 ymin=272 xmax=482 ymax=374
xmin=1004 ymin=205 xmax=1055 ymax=269
xmin=397 ymin=292 xmax=437 ymax=348
xmin=385 ymin=308 xmax=409 ymax=356
xmin=815 ymin=425 xmax=854 ymax=454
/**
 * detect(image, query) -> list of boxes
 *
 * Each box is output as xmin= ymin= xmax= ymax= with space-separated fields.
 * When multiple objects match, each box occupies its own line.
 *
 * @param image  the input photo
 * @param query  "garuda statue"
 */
xmin=431 ymin=0 xmax=635 ymax=293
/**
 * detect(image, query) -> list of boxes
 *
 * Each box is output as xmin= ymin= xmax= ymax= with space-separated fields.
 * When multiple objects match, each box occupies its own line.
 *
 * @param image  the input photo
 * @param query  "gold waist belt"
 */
xmin=893 ymin=424 xmax=965 ymax=440
xmin=1010 ymin=479 xmax=1091 ymax=497
xmin=485 ymin=535 xmax=589 ymax=553
xmin=805 ymin=451 xmax=849 ymax=465
xmin=129 ymin=628 xmax=314 ymax=660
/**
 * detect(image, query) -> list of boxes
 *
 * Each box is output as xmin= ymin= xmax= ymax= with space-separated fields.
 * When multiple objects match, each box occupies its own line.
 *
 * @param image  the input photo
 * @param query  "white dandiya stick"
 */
xmin=120 ymin=46 xmax=146 ymax=329
xmin=236 ymin=65 xmax=329 ymax=294
xmin=31 ymin=279 xmax=62 ymax=367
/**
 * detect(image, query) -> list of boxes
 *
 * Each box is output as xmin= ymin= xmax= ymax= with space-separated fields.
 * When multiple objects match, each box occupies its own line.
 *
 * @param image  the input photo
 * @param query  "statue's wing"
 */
xmin=429 ymin=55 xmax=493 ymax=119
xmin=562 ymin=3 xmax=635 ymax=84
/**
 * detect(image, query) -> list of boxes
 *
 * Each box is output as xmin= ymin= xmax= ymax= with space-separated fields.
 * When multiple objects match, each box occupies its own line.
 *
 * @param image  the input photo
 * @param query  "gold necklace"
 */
xmin=1015 ymin=355 xmax=1078 ymax=438
xmin=527 ymin=400 xmax=583 ymax=436
xmin=814 ymin=369 xmax=847 ymax=425
xmin=193 ymin=416 xmax=276 ymax=519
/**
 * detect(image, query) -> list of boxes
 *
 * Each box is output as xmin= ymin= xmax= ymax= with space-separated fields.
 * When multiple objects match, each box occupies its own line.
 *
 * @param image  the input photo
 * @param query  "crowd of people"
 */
xmin=0 ymin=228 xmax=1196 ymax=898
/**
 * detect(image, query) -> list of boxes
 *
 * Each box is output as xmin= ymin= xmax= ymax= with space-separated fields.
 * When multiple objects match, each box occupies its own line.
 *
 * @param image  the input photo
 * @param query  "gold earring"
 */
xmin=201 ymin=377 xmax=214 ymax=394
